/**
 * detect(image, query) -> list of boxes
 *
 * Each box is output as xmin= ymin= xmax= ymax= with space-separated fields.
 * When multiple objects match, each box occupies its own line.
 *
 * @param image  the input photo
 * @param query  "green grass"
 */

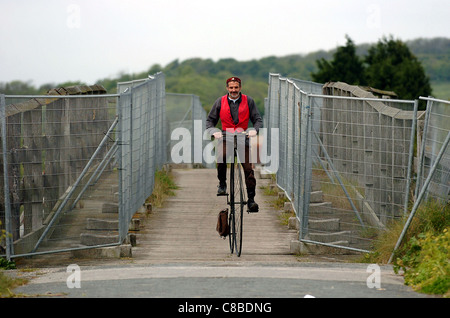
xmin=146 ymin=168 xmax=179 ymax=208
xmin=259 ymin=182 xmax=294 ymax=226
xmin=0 ymin=258 xmax=29 ymax=298
xmin=431 ymin=81 xmax=450 ymax=100
xmin=362 ymin=199 xmax=450 ymax=296
xmin=0 ymin=270 xmax=28 ymax=298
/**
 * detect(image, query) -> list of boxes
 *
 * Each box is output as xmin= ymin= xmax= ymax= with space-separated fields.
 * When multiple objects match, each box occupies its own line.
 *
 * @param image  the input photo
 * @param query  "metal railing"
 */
xmin=265 ymin=73 xmax=448 ymax=254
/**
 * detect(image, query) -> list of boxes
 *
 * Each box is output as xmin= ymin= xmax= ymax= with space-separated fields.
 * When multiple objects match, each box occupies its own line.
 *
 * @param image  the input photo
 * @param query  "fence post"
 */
xmin=403 ymin=100 xmax=419 ymax=215
xmin=414 ymin=98 xmax=432 ymax=199
xmin=299 ymin=95 xmax=313 ymax=240
xmin=1 ymin=94 xmax=14 ymax=260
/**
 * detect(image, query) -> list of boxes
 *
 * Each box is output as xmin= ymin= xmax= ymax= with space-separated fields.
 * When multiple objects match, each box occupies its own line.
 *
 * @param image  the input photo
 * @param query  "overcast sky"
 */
xmin=1 ymin=0 xmax=449 ymax=87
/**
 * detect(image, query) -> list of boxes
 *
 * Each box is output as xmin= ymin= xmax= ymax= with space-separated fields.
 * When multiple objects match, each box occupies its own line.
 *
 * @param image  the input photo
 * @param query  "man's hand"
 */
xmin=213 ymin=131 xmax=223 ymax=139
xmin=248 ymin=130 xmax=257 ymax=137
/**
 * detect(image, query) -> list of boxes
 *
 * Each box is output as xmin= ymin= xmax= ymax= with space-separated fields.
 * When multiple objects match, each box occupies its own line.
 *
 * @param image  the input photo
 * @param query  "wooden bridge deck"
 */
xmin=132 ymin=167 xmax=299 ymax=263
xmin=17 ymin=166 xmax=300 ymax=267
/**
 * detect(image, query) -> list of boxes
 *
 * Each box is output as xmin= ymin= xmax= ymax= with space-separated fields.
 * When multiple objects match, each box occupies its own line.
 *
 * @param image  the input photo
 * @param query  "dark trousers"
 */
xmin=216 ymin=138 xmax=256 ymax=199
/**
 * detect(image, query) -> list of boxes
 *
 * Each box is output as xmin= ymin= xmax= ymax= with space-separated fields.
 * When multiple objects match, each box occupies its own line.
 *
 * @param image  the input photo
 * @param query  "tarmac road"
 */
xmin=12 ymin=261 xmax=426 ymax=298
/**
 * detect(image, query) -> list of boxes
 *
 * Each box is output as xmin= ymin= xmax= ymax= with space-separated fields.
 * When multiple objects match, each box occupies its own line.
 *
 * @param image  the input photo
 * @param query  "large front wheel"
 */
xmin=228 ymin=163 xmax=235 ymax=254
xmin=232 ymin=162 xmax=245 ymax=256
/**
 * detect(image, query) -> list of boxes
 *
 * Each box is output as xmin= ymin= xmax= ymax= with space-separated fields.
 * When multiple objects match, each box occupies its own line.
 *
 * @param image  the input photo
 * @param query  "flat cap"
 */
xmin=226 ymin=77 xmax=241 ymax=84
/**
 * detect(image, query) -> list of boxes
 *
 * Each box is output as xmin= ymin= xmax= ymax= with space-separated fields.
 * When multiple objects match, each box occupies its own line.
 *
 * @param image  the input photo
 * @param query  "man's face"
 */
xmin=227 ymin=81 xmax=241 ymax=99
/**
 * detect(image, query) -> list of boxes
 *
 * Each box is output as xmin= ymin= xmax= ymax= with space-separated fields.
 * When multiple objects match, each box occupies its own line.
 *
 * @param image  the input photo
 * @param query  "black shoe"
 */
xmin=217 ymin=182 xmax=227 ymax=195
xmin=247 ymin=198 xmax=259 ymax=212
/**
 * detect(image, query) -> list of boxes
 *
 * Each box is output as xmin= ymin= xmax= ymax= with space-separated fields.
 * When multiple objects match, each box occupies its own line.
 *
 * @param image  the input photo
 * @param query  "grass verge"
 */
xmin=0 ymin=258 xmax=29 ymax=298
xmin=362 ymin=199 xmax=449 ymax=296
xmin=146 ymin=168 xmax=179 ymax=208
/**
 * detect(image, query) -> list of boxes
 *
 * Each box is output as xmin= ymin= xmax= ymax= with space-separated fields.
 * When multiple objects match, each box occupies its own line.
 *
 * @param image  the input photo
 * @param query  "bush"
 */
xmin=396 ymin=228 xmax=449 ymax=295
xmin=364 ymin=199 xmax=449 ymax=296
xmin=0 ymin=257 xmax=16 ymax=270
xmin=393 ymin=200 xmax=450 ymax=296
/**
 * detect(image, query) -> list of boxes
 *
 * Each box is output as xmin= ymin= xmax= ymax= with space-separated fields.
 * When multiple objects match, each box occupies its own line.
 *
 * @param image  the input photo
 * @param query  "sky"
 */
xmin=0 ymin=0 xmax=449 ymax=87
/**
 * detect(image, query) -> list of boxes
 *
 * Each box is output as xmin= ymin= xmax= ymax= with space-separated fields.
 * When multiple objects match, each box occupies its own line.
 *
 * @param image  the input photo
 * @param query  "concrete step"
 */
xmin=308 ymin=218 xmax=340 ymax=232
xmin=86 ymin=218 xmax=119 ymax=230
xmin=80 ymin=232 xmax=119 ymax=246
xmin=71 ymin=244 xmax=132 ymax=259
xmin=288 ymin=217 xmax=341 ymax=232
xmin=309 ymin=191 xmax=324 ymax=203
xmin=102 ymin=202 xmax=119 ymax=214
xmin=284 ymin=192 xmax=326 ymax=212
xmin=290 ymin=240 xmax=351 ymax=255
xmin=309 ymin=202 xmax=333 ymax=215
xmin=311 ymin=180 xmax=321 ymax=192
xmin=308 ymin=230 xmax=352 ymax=243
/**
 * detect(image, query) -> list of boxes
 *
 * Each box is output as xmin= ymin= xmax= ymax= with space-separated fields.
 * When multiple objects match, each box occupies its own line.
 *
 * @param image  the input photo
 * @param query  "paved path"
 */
xmin=12 ymin=262 xmax=424 ymax=299
xmin=10 ymin=168 xmax=427 ymax=299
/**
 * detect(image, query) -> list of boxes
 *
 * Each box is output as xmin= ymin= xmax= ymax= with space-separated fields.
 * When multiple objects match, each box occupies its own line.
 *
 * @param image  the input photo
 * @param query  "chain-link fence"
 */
xmin=264 ymin=73 xmax=449 ymax=254
xmin=0 ymin=73 xmax=167 ymax=259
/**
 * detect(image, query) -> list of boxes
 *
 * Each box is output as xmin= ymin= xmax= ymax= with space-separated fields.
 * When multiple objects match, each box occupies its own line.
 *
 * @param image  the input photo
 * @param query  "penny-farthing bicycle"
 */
xmin=217 ymin=131 xmax=248 ymax=257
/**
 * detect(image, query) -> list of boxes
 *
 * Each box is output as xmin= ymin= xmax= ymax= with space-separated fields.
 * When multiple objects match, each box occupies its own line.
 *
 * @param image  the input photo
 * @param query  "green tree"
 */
xmin=0 ymin=80 xmax=38 ymax=95
xmin=365 ymin=36 xmax=432 ymax=101
xmin=311 ymin=36 xmax=366 ymax=85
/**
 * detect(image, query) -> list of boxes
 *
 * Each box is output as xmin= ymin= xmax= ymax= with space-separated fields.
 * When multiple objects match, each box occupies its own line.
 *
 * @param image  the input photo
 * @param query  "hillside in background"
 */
xmin=1 ymin=37 xmax=449 ymax=114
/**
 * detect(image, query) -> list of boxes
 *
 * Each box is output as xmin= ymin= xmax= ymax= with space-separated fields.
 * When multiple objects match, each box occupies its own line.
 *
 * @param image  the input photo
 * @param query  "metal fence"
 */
xmin=165 ymin=93 xmax=212 ymax=167
xmin=415 ymin=97 xmax=450 ymax=204
xmin=0 ymin=88 xmax=118 ymax=259
xmin=117 ymin=73 xmax=167 ymax=244
xmin=265 ymin=73 xmax=449 ymax=254
xmin=2 ymin=70 xmax=448 ymax=259
xmin=0 ymin=73 xmax=167 ymax=259
xmin=118 ymin=80 xmax=210 ymax=166
xmin=388 ymin=96 xmax=450 ymax=261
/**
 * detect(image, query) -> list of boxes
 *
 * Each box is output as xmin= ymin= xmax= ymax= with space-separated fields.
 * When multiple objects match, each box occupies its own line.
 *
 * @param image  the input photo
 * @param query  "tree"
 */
xmin=311 ymin=36 xmax=366 ymax=85
xmin=365 ymin=36 xmax=432 ymax=101
xmin=0 ymin=80 xmax=38 ymax=95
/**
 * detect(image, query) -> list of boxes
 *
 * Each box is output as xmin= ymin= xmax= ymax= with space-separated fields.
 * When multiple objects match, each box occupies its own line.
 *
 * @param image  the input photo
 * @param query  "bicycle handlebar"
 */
xmin=212 ymin=130 xmax=256 ymax=139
